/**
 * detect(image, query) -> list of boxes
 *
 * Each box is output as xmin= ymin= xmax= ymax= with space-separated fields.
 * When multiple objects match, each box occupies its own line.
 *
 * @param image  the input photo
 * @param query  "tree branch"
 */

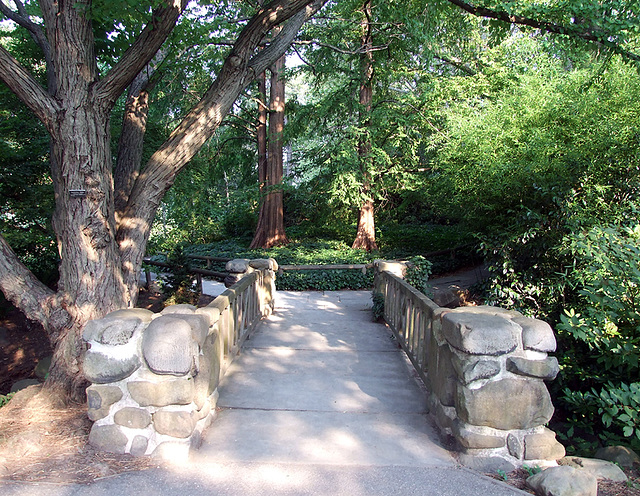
xmin=114 ymin=48 xmax=169 ymax=217
xmin=445 ymin=0 xmax=640 ymax=62
xmin=94 ymin=0 xmax=187 ymax=105
xmin=434 ymin=54 xmax=477 ymax=75
xmin=249 ymin=0 xmax=325 ymax=75
xmin=0 ymin=0 xmax=58 ymax=92
xmin=0 ymin=234 xmax=71 ymax=337
xmin=0 ymin=44 xmax=59 ymax=132
xmin=293 ymin=39 xmax=389 ymax=56
xmin=0 ymin=0 xmax=51 ymax=58
xmin=116 ymin=0 xmax=326 ymax=295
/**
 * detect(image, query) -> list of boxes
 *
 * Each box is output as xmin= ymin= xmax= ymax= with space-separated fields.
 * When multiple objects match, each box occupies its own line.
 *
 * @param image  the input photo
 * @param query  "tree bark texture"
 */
xmin=114 ymin=50 xmax=167 ymax=216
xmin=257 ymin=71 xmax=268 ymax=187
xmin=0 ymin=0 xmax=324 ymax=402
xmin=352 ymin=0 xmax=378 ymax=252
xmin=250 ymin=53 xmax=289 ymax=249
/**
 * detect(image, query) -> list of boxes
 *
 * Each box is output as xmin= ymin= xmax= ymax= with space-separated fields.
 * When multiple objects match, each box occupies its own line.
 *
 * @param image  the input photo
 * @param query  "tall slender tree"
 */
xmin=250 ymin=51 xmax=289 ymax=248
xmin=351 ymin=0 xmax=377 ymax=251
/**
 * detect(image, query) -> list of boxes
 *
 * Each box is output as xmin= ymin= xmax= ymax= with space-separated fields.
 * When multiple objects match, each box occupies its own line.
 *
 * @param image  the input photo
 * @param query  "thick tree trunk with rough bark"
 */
xmin=250 ymin=53 xmax=289 ymax=249
xmin=257 ymin=71 xmax=268 ymax=187
xmin=352 ymin=0 xmax=378 ymax=252
xmin=0 ymin=0 xmax=324 ymax=402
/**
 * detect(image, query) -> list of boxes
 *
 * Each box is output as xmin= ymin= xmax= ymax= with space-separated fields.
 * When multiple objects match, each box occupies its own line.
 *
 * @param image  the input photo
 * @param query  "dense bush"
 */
xmin=434 ymin=58 xmax=640 ymax=453
xmin=277 ymin=269 xmax=374 ymax=291
xmin=554 ymin=223 xmax=640 ymax=452
xmin=405 ymin=255 xmax=433 ymax=294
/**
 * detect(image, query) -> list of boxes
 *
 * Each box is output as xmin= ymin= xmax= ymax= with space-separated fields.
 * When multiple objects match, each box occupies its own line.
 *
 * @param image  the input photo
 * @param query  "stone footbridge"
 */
xmin=194 ymin=290 xmax=453 ymax=468
xmin=82 ymin=259 xmax=564 ymax=484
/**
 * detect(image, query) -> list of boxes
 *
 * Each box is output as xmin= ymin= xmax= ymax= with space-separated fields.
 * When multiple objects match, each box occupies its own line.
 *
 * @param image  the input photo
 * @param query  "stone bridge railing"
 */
xmin=82 ymin=259 xmax=276 ymax=459
xmin=375 ymin=261 xmax=565 ymax=472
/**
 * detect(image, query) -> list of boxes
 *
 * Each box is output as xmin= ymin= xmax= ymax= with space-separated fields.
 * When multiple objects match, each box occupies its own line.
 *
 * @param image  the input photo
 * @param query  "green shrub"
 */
xmin=371 ymin=291 xmax=385 ymax=321
xmin=405 ymin=255 xmax=433 ymax=294
xmin=0 ymin=392 xmax=14 ymax=408
xmin=553 ymin=223 xmax=640 ymax=452
xmin=277 ymin=269 xmax=374 ymax=291
xmin=159 ymin=245 xmax=201 ymax=305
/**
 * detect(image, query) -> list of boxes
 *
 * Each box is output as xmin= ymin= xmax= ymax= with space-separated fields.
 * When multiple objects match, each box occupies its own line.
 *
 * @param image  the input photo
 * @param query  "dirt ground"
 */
xmin=0 ymin=285 xmax=639 ymax=493
xmin=486 ymin=467 xmax=640 ymax=496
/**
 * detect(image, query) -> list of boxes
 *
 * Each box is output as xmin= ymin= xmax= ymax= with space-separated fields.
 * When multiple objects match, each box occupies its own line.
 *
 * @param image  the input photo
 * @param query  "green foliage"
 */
xmin=428 ymin=45 xmax=640 ymax=454
xmin=559 ymin=225 xmax=640 ymax=378
xmin=159 ymin=245 xmax=200 ymax=306
xmin=377 ymin=223 xmax=472 ymax=257
xmin=0 ymin=392 xmax=14 ymax=408
xmin=561 ymin=382 xmax=640 ymax=453
xmin=551 ymin=223 xmax=640 ymax=452
xmin=0 ymin=27 xmax=58 ymax=287
xmin=405 ymin=256 xmax=433 ymax=294
xmin=522 ymin=465 xmax=542 ymax=477
xmin=277 ymin=269 xmax=374 ymax=291
xmin=371 ymin=291 xmax=385 ymax=321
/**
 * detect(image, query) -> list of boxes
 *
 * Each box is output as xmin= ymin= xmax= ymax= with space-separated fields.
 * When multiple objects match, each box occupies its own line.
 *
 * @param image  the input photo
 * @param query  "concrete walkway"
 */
xmin=2 ymin=291 xmax=527 ymax=496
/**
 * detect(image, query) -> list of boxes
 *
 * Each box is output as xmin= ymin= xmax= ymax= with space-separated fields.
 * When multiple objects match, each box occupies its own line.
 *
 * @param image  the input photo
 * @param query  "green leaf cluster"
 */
xmin=0 ymin=392 xmax=14 ymax=408
xmin=553 ymin=223 xmax=640 ymax=452
xmin=0 ymin=27 xmax=58 ymax=286
xmin=405 ymin=255 xmax=433 ymax=294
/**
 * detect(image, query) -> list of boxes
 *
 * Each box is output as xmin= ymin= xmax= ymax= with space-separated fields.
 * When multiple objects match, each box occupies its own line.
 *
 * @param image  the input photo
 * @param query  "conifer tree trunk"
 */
xmin=250 ymin=53 xmax=289 ymax=249
xmin=352 ymin=0 xmax=378 ymax=252
xmin=257 ymin=71 xmax=268 ymax=188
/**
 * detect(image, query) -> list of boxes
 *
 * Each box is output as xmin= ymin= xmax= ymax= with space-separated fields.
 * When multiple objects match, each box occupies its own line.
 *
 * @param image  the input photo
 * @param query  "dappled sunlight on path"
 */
xmin=194 ymin=291 xmax=453 ymax=467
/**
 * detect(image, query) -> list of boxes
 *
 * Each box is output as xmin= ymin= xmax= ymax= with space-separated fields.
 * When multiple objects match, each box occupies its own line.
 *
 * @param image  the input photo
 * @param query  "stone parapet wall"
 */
xmin=375 ymin=263 xmax=565 ymax=472
xmin=82 ymin=259 xmax=276 ymax=460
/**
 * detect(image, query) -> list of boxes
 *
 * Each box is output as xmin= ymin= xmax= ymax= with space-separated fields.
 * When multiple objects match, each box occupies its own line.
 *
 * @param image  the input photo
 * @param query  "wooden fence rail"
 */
xmin=141 ymin=257 xmax=228 ymax=290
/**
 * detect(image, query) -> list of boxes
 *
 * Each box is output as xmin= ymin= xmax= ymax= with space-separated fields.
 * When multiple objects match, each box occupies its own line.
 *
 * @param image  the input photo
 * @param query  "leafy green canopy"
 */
xmin=434 ymin=48 xmax=640 ymax=451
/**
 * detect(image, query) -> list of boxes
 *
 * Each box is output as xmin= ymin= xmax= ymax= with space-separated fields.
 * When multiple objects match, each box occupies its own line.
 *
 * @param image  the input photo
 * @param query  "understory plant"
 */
xmin=405 ymin=255 xmax=433 ymax=294
xmin=555 ymin=223 xmax=640 ymax=452
xmin=160 ymin=245 xmax=201 ymax=306
xmin=0 ymin=392 xmax=14 ymax=408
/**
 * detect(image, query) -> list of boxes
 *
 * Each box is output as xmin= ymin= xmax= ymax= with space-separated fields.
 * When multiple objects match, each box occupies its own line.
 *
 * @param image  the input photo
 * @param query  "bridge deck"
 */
xmin=2 ymin=291 xmax=527 ymax=496
xmin=197 ymin=290 xmax=453 ymax=467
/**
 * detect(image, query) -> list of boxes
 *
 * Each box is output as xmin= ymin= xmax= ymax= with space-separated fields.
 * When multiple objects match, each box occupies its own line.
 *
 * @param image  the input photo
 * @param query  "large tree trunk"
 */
xmin=250 ymin=53 xmax=289 ymax=249
xmin=42 ymin=1 xmax=131 ymax=400
xmin=351 ymin=0 xmax=378 ymax=252
xmin=257 ymin=71 xmax=268 ymax=187
xmin=0 ymin=0 xmax=324 ymax=403
xmin=114 ymin=50 xmax=167 ymax=217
